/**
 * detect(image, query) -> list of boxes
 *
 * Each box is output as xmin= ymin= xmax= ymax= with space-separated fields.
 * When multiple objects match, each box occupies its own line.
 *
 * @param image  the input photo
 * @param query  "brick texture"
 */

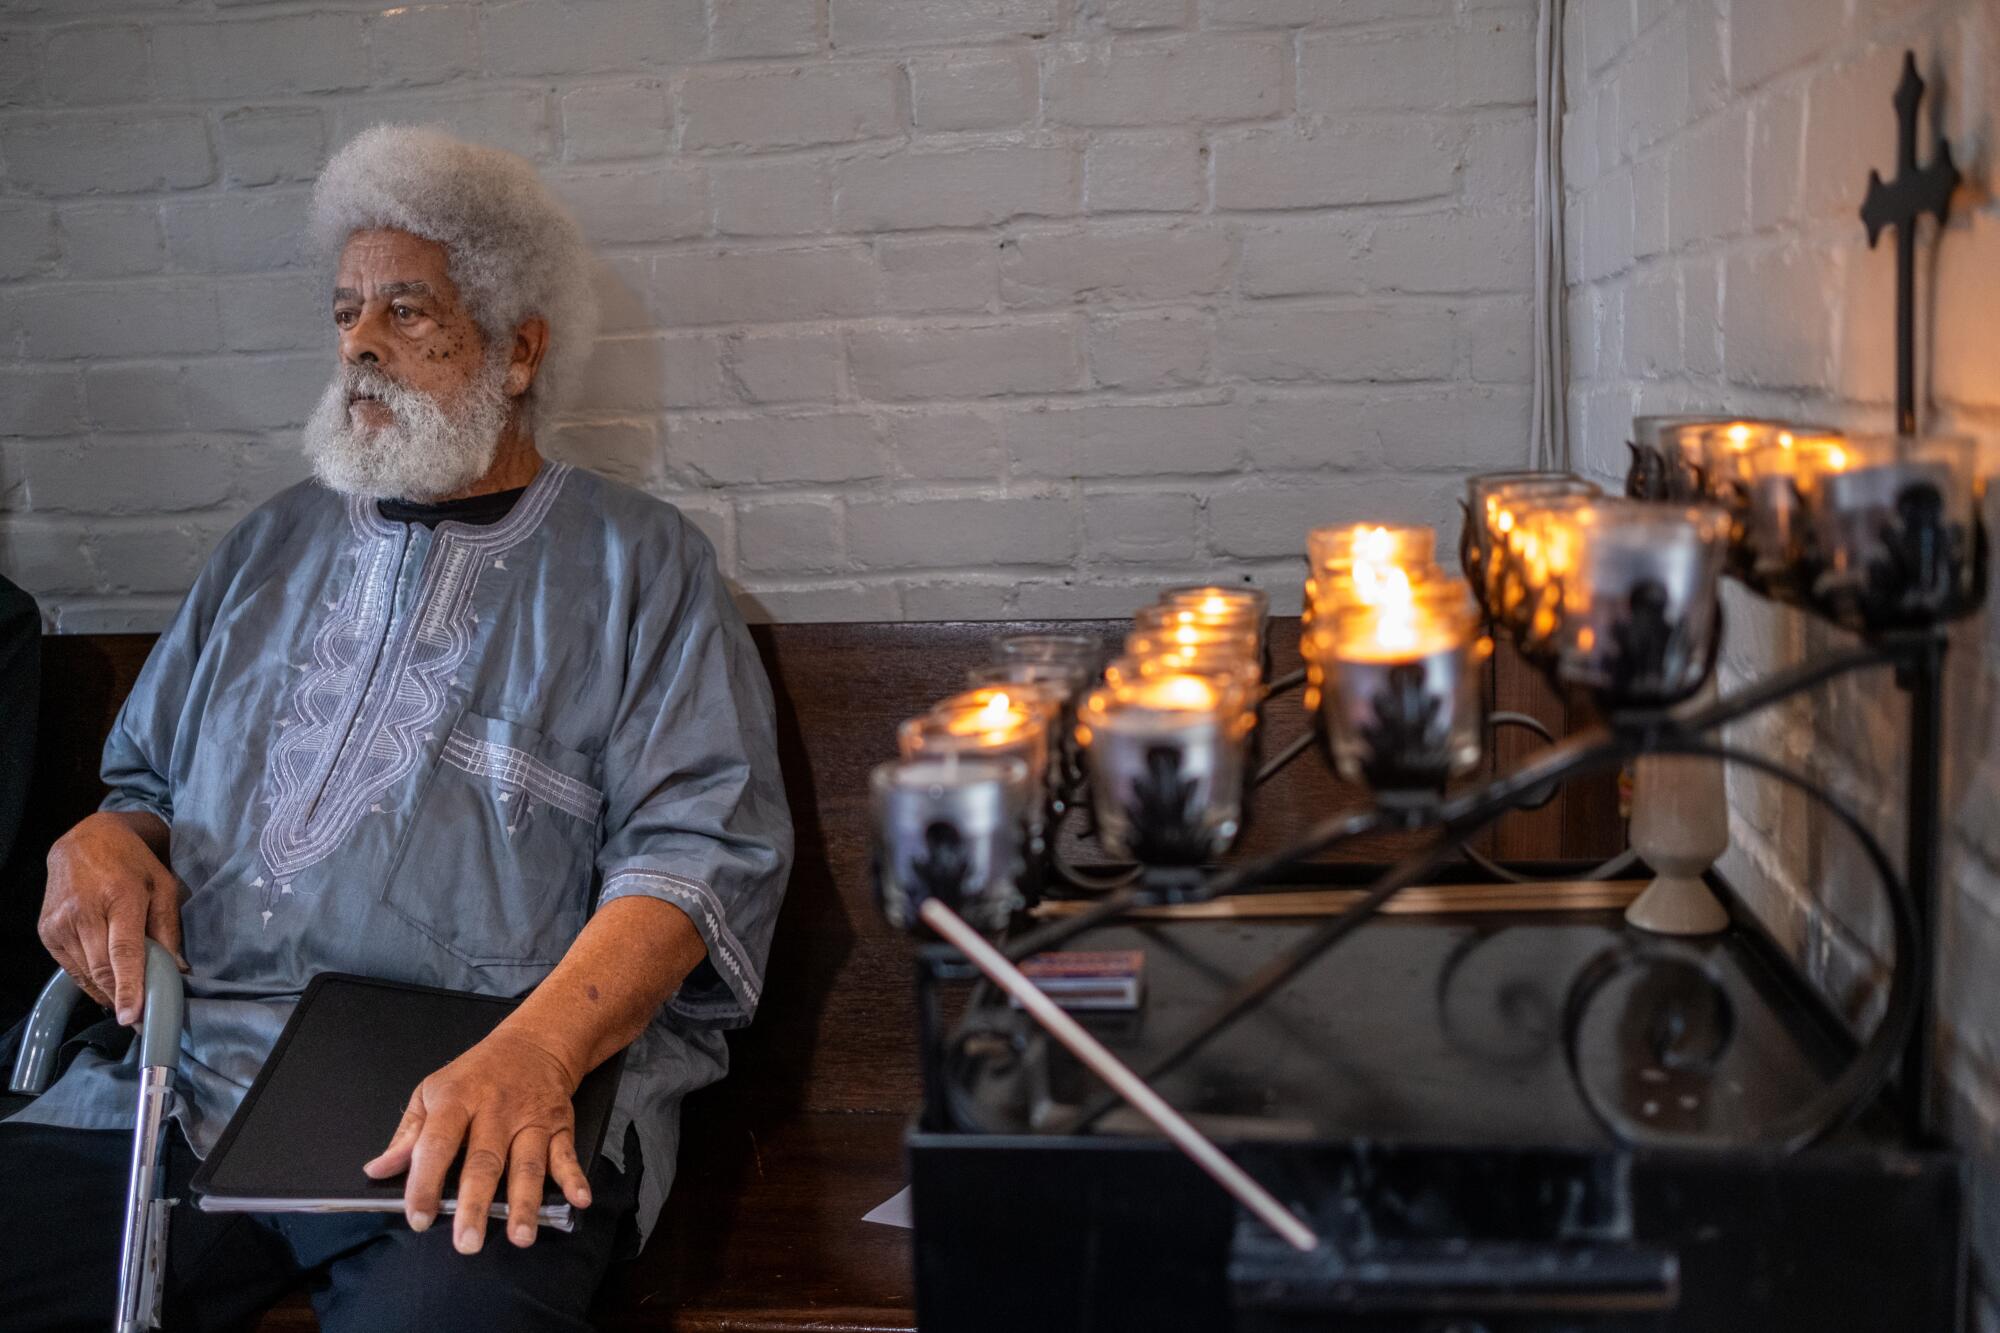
xmin=3 ymin=0 xmax=1534 ymax=629
xmin=1566 ymin=3 xmax=2000 ymax=1321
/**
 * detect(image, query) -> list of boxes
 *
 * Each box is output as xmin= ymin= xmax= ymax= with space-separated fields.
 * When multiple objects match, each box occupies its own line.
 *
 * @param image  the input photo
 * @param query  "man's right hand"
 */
xmin=40 ymin=811 xmax=186 ymax=1026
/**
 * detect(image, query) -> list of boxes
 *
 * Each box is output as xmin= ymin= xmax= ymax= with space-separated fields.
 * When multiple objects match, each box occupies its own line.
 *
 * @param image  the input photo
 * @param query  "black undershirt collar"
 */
xmin=376 ymin=486 xmax=527 ymax=529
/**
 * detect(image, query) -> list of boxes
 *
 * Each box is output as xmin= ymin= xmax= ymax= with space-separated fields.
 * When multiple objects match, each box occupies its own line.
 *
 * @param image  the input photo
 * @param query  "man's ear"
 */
xmin=503 ymin=315 xmax=550 ymax=399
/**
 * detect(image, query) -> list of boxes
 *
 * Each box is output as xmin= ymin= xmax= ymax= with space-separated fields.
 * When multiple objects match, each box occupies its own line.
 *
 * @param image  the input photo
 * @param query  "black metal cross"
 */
xmin=1860 ymin=51 xmax=1960 ymax=436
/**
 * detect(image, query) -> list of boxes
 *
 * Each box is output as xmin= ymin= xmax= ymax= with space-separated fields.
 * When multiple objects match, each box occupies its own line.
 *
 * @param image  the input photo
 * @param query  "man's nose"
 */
xmin=340 ymin=309 xmax=391 ymax=367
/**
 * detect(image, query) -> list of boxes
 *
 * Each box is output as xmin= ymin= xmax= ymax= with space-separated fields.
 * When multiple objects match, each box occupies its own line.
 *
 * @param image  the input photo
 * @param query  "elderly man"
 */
xmin=0 ymin=127 xmax=790 ymax=1332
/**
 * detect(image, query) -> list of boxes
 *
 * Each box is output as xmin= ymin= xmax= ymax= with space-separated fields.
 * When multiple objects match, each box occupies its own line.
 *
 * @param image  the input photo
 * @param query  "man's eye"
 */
xmin=334 ymin=310 xmax=357 ymax=327
xmin=394 ymin=305 xmax=419 ymax=320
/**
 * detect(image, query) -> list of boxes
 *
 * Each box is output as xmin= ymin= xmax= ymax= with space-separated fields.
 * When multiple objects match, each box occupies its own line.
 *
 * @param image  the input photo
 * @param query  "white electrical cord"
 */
xmin=1529 ymin=0 xmax=1569 ymax=471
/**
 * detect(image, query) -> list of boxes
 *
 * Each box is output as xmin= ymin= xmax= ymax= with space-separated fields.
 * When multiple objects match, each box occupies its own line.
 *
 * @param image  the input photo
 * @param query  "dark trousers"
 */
xmin=0 ymin=1119 xmax=641 ymax=1333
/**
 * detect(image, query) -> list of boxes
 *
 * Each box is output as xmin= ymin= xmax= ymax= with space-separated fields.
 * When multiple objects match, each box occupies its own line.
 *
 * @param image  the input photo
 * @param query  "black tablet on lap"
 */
xmin=189 ymin=972 xmax=625 ymax=1233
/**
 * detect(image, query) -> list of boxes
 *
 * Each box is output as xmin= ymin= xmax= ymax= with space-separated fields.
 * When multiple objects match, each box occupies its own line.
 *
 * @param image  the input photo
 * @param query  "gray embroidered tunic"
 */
xmin=6 ymin=462 xmax=792 ymax=1247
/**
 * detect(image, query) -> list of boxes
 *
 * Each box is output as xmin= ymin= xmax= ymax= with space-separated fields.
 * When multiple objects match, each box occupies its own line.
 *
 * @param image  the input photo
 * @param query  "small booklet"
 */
xmin=189 ymin=973 xmax=625 ymax=1233
xmin=1014 ymin=949 xmax=1146 ymax=1011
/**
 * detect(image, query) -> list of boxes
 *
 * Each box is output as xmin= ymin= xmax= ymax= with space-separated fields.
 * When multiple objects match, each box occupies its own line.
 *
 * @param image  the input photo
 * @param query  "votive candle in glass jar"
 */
xmin=1308 ymin=523 xmax=1440 ymax=615
xmin=900 ymin=702 xmax=1051 ymax=850
xmin=1075 ymin=673 xmax=1254 ymax=865
xmin=1310 ymin=579 xmax=1485 ymax=795
xmin=1805 ymin=434 xmax=1983 ymax=630
xmin=1465 ymin=474 xmax=1600 ymax=618
xmin=871 ymin=755 xmax=1031 ymax=934
xmin=1505 ymin=500 xmax=1593 ymax=664
xmin=1694 ymin=420 xmax=1826 ymax=503
xmin=1160 ymin=584 xmax=1270 ymax=622
xmin=1104 ymin=651 xmax=1262 ymax=697
xmin=938 ymin=684 xmax=1065 ymax=793
xmin=996 ymin=632 xmax=1105 ymax=680
xmin=1628 ymin=415 xmax=1729 ymax=499
xmin=1742 ymin=434 xmax=1850 ymax=598
xmin=1552 ymin=501 xmax=1731 ymax=706
xmin=1493 ymin=492 xmax=1597 ymax=645
xmin=1126 ymin=627 xmax=1261 ymax=675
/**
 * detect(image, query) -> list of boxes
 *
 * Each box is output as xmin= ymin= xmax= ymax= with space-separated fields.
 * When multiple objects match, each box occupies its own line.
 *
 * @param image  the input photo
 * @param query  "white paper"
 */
xmin=861 ymin=1184 xmax=913 ymax=1229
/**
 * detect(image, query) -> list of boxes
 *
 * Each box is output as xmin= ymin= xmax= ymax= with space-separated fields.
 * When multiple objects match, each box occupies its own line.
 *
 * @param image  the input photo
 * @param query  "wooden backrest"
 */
xmin=16 ymin=622 xmax=1616 ymax=1126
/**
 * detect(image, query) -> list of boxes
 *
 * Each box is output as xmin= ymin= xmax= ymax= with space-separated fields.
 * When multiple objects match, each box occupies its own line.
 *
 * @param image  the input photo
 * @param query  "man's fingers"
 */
xmin=70 ymin=911 xmax=117 ymax=1015
xmin=39 ymin=925 xmax=96 ymax=1009
xmin=362 ymin=1099 xmax=427 ymax=1179
xmin=504 ymin=1128 xmax=551 ymax=1247
xmin=145 ymin=881 xmax=188 ymax=972
xmin=450 ymin=1120 xmax=511 ymax=1255
xmin=402 ymin=1100 xmax=470 ymax=1234
xmin=105 ymin=899 xmax=149 ymax=1026
xmin=549 ymin=1128 xmax=592 ymax=1211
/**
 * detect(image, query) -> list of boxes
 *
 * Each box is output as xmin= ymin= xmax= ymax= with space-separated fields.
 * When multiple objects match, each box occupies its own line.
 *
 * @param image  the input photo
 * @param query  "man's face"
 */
xmin=301 ymin=227 xmax=512 ymax=501
xmin=332 ymin=228 xmax=485 ymax=419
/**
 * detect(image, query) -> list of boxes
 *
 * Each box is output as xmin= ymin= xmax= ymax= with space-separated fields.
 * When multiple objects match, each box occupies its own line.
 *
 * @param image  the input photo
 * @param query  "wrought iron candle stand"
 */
xmin=875 ymin=52 xmax=1976 ymax=1313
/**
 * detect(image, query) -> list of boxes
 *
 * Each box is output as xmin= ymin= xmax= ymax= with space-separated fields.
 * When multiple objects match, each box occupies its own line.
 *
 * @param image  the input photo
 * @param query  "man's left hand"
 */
xmin=361 ymin=1027 xmax=593 ymax=1253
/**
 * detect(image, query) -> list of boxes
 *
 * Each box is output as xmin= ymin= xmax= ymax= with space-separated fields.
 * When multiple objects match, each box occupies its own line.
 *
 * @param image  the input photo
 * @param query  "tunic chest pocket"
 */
xmin=381 ymin=713 xmax=603 ymax=969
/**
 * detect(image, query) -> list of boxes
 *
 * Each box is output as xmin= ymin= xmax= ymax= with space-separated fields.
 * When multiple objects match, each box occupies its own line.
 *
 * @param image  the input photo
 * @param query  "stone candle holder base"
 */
xmin=1624 ymin=873 xmax=1730 ymax=936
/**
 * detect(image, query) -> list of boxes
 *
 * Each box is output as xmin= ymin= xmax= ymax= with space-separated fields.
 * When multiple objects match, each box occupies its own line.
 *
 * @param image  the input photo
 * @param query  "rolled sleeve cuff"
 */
xmin=598 ymin=867 xmax=763 ymax=1028
xmin=98 ymin=791 xmax=171 ymax=825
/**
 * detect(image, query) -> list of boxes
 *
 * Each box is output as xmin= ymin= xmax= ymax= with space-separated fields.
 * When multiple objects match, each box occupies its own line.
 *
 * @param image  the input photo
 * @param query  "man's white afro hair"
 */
xmin=310 ymin=126 xmax=598 ymax=435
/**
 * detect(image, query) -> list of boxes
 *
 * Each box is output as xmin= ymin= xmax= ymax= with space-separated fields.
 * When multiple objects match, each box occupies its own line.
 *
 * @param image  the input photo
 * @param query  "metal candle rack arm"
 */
xmin=981 ymin=630 xmax=1928 ymax=1153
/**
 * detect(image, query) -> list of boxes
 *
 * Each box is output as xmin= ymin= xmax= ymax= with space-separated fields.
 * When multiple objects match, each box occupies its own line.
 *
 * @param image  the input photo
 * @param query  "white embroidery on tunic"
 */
xmin=256 ymin=465 xmax=573 ymax=905
xmin=440 ymin=729 xmax=603 ymax=822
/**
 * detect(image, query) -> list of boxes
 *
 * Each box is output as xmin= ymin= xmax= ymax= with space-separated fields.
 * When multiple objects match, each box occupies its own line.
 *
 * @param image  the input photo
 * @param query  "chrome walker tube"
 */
xmin=10 ymin=940 xmax=185 ymax=1333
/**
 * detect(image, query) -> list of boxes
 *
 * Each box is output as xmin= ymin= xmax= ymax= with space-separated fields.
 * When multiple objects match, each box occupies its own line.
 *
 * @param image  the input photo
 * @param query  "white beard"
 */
xmin=300 ymin=357 xmax=512 ymax=502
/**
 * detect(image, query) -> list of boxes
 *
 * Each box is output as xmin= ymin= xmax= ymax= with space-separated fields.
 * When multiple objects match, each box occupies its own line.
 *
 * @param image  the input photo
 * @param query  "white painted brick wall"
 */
xmin=1565 ymin=0 xmax=2000 ymax=1316
xmin=1 ymin=0 xmax=1539 ymax=631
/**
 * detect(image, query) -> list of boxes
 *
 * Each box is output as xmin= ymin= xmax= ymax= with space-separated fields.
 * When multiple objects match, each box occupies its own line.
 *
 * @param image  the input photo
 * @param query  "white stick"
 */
xmin=918 ymin=898 xmax=1320 ymax=1253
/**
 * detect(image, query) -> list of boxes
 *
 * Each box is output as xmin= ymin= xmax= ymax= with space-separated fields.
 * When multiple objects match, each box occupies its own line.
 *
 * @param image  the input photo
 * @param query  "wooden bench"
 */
xmin=5 ymin=619 xmax=1614 ymax=1330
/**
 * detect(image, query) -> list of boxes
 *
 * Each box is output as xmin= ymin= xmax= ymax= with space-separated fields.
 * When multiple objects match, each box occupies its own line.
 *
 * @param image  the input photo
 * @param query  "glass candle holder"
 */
xmin=1804 ymin=434 xmax=1984 ymax=630
xmin=1503 ymin=499 xmax=1595 ymax=664
xmin=1693 ymin=421 xmax=1825 ymax=501
xmin=1308 ymin=524 xmax=1439 ymax=579
xmin=1472 ymin=477 xmax=1601 ymax=623
xmin=937 ymin=685 xmax=1064 ymax=794
xmin=900 ymin=704 xmax=1051 ymax=850
xmin=1550 ymin=501 xmax=1731 ymax=706
xmin=969 ymin=663 xmax=1089 ymax=797
xmin=996 ymin=632 xmax=1104 ymax=679
xmin=871 ymin=756 xmax=1031 ymax=934
xmin=967 ymin=659 xmax=1090 ymax=705
xmin=1076 ymin=674 xmax=1254 ymax=865
xmin=1125 ymin=629 xmax=1262 ymax=679
xmin=1628 ymin=415 xmax=1729 ymax=499
xmin=1741 ymin=434 xmax=1851 ymax=599
xmin=1104 ymin=652 xmax=1263 ymax=697
xmin=1464 ymin=474 xmax=1600 ymax=617
xmin=1131 ymin=606 xmax=1262 ymax=655
xmin=1155 ymin=586 xmax=1271 ymax=665
xmin=1307 ymin=523 xmax=1442 ymax=626
xmin=1160 ymin=585 xmax=1270 ymax=622
xmin=1310 ymin=580 xmax=1486 ymax=795
xmin=1491 ymin=493 xmax=1597 ymax=647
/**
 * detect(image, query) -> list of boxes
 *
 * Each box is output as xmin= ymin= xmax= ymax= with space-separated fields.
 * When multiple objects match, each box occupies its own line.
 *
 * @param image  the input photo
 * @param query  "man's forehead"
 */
xmin=335 ymin=228 xmax=455 ymax=288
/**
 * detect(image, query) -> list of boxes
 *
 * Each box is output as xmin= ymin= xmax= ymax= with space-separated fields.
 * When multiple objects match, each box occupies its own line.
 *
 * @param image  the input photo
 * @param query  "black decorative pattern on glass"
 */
xmin=1624 ymin=442 xmax=1669 ymax=501
xmin=1359 ymin=662 xmax=1452 ymax=790
xmin=1125 ymin=744 xmax=1212 ymax=865
xmin=910 ymin=820 xmax=972 ymax=909
xmin=1608 ymin=579 xmax=1683 ymax=700
xmin=1859 ymin=481 xmax=1963 ymax=624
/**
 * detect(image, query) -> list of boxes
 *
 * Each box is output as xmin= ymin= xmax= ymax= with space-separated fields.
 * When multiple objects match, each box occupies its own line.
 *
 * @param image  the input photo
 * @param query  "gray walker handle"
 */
xmin=8 ymin=968 xmax=84 ymax=1095
xmin=9 ymin=943 xmax=185 ymax=1331
xmin=118 ymin=940 xmax=185 ymax=1333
